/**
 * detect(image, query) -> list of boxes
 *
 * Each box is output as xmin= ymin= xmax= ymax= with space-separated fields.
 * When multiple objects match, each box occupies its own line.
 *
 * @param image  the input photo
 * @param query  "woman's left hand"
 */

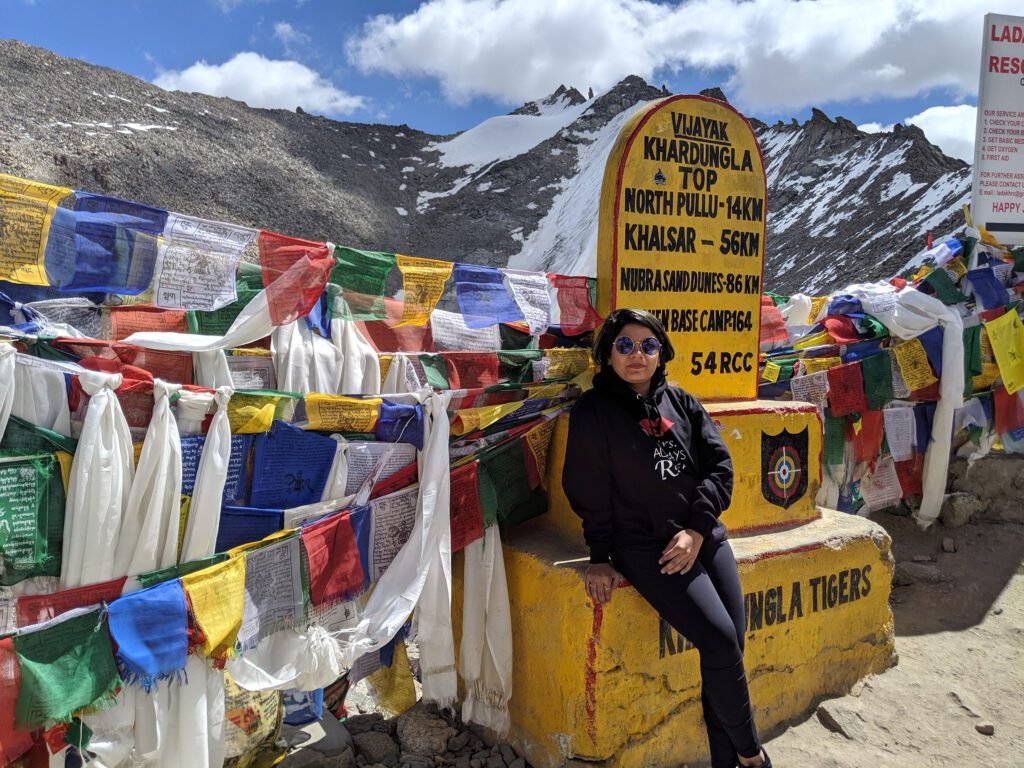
xmin=659 ymin=529 xmax=704 ymax=575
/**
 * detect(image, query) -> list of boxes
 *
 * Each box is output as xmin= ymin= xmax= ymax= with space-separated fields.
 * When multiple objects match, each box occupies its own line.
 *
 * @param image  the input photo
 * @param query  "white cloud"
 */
xmin=154 ymin=52 xmax=365 ymax=116
xmin=346 ymin=0 xmax=1020 ymax=112
xmin=857 ymin=122 xmax=894 ymax=134
xmin=274 ymin=21 xmax=311 ymax=55
xmin=905 ymin=104 xmax=977 ymax=162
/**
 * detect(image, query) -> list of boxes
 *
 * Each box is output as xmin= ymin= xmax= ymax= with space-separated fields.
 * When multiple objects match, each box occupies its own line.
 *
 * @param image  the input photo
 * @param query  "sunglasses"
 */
xmin=613 ymin=335 xmax=662 ymax=357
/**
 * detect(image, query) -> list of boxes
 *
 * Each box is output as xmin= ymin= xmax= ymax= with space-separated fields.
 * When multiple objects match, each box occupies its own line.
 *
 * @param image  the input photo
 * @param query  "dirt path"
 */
xmin=764 ymin=510 xmax=1024 ymax=768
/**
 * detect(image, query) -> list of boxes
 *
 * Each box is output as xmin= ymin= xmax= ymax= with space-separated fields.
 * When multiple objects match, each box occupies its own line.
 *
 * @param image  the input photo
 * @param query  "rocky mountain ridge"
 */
xmin=0 ymin=39 xmax=970 ymax=295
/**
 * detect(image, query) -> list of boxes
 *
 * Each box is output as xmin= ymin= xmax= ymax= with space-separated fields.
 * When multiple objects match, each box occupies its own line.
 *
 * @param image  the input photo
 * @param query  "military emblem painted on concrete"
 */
xmin=761 ymin=428 xmax=808 ymax=508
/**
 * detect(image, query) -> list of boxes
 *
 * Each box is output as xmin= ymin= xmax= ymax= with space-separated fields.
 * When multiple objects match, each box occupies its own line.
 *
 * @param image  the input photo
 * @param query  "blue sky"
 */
xmin=4 ymin=0 xmax=1020 ymax=160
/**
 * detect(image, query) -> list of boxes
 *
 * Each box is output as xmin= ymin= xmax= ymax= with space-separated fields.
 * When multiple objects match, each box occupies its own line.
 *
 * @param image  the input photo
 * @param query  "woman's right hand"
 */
xmin=585 ymin=563 xmax=622 ymax=605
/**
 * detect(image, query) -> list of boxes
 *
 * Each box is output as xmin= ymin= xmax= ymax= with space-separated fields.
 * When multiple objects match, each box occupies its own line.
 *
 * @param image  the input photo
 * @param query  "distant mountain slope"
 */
xmin=0 ymin=40 xmax=969 ymax=295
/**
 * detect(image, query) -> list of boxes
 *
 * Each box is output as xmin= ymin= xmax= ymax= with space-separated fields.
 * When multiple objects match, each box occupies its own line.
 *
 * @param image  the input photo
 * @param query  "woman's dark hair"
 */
xmin=591 ymin=308 xmax=675 ymax=369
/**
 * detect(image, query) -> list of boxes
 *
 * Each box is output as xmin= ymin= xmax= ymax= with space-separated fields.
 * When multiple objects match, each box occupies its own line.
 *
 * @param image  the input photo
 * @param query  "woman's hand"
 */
xmin=659 ymin=529 xmax=704 ymax=575
xmin=584 ymin=563 xmax=622 ymax=605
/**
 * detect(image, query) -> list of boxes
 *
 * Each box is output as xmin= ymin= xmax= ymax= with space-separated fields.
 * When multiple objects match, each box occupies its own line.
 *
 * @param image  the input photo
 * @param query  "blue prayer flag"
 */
xmin=108 ymin=580 xmax=188 ymax=690
xmin=375 ymin=400 xmax=424 ymax=449
xmin=215 ymin=506 xmax=284 ymax=551
xmin=917 ymin=326 xmax=944 ymax=377
xmin=250 ymin=421 xmax=336 ymax=508
xmin=453 ymin=264 xmax=524 ymax=329
xmin=966 ymin=268 xmax=1010 ymax=311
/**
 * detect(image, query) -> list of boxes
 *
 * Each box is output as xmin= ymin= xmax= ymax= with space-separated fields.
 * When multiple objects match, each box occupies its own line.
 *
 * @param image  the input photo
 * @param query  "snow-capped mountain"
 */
xmin=0 ymin=40 xmax=969 ymax=295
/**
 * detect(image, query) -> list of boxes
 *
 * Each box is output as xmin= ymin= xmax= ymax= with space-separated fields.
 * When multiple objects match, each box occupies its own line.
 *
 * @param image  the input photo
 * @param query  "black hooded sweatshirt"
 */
xmin=562 ymin=367 xmax=733 ymax=564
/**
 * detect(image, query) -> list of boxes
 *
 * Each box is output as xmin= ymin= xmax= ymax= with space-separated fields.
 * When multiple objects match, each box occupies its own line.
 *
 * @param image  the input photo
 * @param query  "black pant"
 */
xmin=612 ymin=538 xmax=760 ymax=767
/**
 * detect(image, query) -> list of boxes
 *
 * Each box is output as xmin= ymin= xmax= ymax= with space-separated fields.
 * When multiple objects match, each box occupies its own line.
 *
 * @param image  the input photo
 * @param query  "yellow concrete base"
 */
xmin=472 ymin=510 xmax=895 ymax=768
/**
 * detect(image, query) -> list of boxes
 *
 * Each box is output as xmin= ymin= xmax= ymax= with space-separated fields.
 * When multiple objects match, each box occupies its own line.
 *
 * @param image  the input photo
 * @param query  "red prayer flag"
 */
xmin=258 ymin=230 xmax=334 ymax=326
xmin=548 ymin=275 xmax=601 ymax=336
xmin=826 ymin=361 xmax=868 ymax=417
xmin=442 ymin=352 xmax=500 ymax=389
xmin=851 ymin=410 xmax=884 ymax=464
xmin=109 ymin=305 xmax=187 ymax=340
xmin=16 ymin=577 xmax=127 ymax=628
xmin=759 ymin=295 xmax=788 ymax=345
xmin=894 ymin=454 xmax=924 ymax=497
xmin=357 ymin=297 xmax=435 ymax=353
xmin=54 ymin=337 xmax=194 ymax=385
xmin=450 ymin=462 xmax=484 ymax=553
xmin=301 ymin=512 xmax=365 ymax=606
xmin=993 ymin=385 xmax=1024 ymax=435
xmin=1 ymin=637 xmax=33 ymax=767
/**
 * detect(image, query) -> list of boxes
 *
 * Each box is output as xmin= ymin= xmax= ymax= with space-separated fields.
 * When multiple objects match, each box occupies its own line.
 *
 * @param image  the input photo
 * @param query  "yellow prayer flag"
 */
xmin=911 ymin=265 xmax=932 ymax=282
xmin=379 ymin=354 xmax=394 ymax=389
xmin=852 ymin=417 xmax=863 ymax=435
xmin=983 ymin=310 xmax=1024 ymax=395
xmin=892 ymin=339 xmax=938 ymax=391
xmin=793 ymin=331 xmax=833 ymax=350
xmin=973 ymin=362 xmax=1001 ymax=392
xmin=524 ymin=418 xmax=557 ymax=488
xmin=450 ymin=401 xmax=524 ymax=436
xmin=182 ymin=555 xmax=246 ymax=659
xmin=0 ymin=174 xmax=72 ymax=285
xmin=365 ymin=640 xmax=417 ymax=717
xmin=228 ymin=393 xmax=281 ymax=434
xmin=807 ymin=296 xmax=828 ymax=324
xmin=231 ymin=347 xmax=273 ymax=357
xmin=980 ymin=327 xmax=995 ymax=364
xmin=800 ymin=356 xmax=841 ymax=375
xmin=544 ymin=348 xmax=591 ymax=379
xmin=304 ymin=394 xmax=382 ymax=432
xmin=55 ymin=451 xmax=74 ymax=494
xmin=943 ymin=257 xmax=967 ymax=280
xmin=762 ymin=361 xmax=781 ymax=382
xmin=394 ymin=255 xmax=453 ymax=327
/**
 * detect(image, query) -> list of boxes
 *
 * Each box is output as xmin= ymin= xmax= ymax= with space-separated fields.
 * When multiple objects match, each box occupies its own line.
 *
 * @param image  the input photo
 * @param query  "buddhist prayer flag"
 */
xmin=920 ymin=267 xmax=968 ymax=305
xmin=916 ymin=326 xmax=944 ymax=377
xmin=442 ymin=352 xmax=499 ymax=389
xmin=453 ymin=264 xmax=524 ymax=329
xmin=251 ymin=421 xmax=336 ymax=508
xmin=800 ymin=356 xmax=840 ymax=375
xmin=15 ymin=577 xmax=126 ymax=628
xmin=449 ymin=462 xmax=484 ymax=553
xmin=110 ymin=305 xmax=188 ymax=340
xmin=330 ymin=246 xmax=396 ymax=321
xmin=45 ymin=192 xmax=168 ymax=294
xmin=892 ymin=339 xmax=938 ymax=392
xmin=108 ymin=579 xmax=188 ymax=689
xmin=759 ymin=295 xmax=788 ymax=346
xmin=477 ymin=437 xmax=546 ymax=528
xmin=14 ymin=608 xmax=121 ymax=729
xmin=502 ymin=269 xmax=551 ymax=335
xmin=860 ymin=351 xmax=894 ymax=410
xmin=0 ymin=174 xmax=73 ymax=285
xmin=548 ymin=275 xmax=601 ymax=336
xmin=258 ymin=230 xmax=334 ymax=326
xmin=851 ymin=410 xmax=884 ymax=464
xmin=543 ymin=348 xmax=590 ymax=380
xmin=394 ymin=255 xmax=453 ymax=327
xmin=300 ymin=511 xmax=365 ymax=606
xmin=0 ymin=453 xmax=65 ymax=585
xmin=966 ymin=267 xmax=1010 ymax=311
xmin=304 ymin=394 xmax=382 ymax=432
xmin=826 ymin=361 xmax=867 ymax=417
xmin=993 ymin=386 xmax=1024 ymax=436
xmin=983 ymin=309 xmax=1024 ymax=394
xmin=227 ymin=392 xmax=285 ymax=434
xmin=181 ymin=555 xmax=246 ymax=659
xmin=1 ymin=636 xmax=33 ymax=764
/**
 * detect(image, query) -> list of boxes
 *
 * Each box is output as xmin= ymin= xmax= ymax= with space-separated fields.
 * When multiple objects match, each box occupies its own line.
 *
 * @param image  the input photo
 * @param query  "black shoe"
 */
xmin=737 ymin=748 xmax=771 ymax=768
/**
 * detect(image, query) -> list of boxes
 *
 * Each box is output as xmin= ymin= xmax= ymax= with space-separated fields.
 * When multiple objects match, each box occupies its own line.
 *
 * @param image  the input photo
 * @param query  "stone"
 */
xmin=399 ymin=754 xmax=434 ymax=767
xmin=280 ymin=719 xmax=356 ymax=768
xmin=353 ymin=731 xmax=400 ymax=765
xmin=486 ymin=755 xmax=506 ymax=768
xmin=975 ymin=722 xmax=995 ymax=736
xmin=893 ymin=561 xmax=943 ymax=585
xmin=939 ymin=492 xmax=987 ymax=529
xmin=498 ymin=744 xmax=517 ymax=765
xmin=817 ymin=700 xmax=867 ymax=741
xmin=949 ymin=689 xmax=985 ymax=719
xmin=347 ymin=714 xmax=386 ymax=736
xmin=447 ymin=732 xmax=471 ymax=753
xmin=508 ymin=760 xmax=525 ymax=768
xmin=942 ymin=537 xmax=956 ymax=553
xmin=396 ymin=707 xmax=457 ymax=757
xmin=455 ymin=758 xmax=471 ymax=768
xmin=911 ymin=554 xmax=935 ymax=563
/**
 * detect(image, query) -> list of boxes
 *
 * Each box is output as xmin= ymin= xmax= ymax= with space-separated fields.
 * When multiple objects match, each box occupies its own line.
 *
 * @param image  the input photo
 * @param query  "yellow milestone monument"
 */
xmin=457 ymin=94 xmax=897 ymax=768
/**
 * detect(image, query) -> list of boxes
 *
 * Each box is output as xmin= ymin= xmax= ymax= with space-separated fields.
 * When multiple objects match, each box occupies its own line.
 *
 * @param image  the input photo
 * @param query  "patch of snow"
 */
xmin=62 ymin=70 xmax=71 ymax=75
xmin=401 ymin=166 xmax=415 ymax=173
xmin=116 ymin=128 xmax=133 ymax=134
xmin=369 ymin=150 xmax=376 ymax=158
xmin=491 ymin=187 xmax=509 ymax=193
xmin=526 ymin=202 xmax=538 ymax=210
xmin=510 ymin=227 xmax=525 ymax=243
xmin=427 ymin=99 xmax=590 ymax=172
xmin=91 ymin=91 xmax=103 ymax=98
xmin=107 ymin=94 xmax=132 ymax=103
xmin=881 ymin=172 xmax=925 ymax=203
xmin=395 ymin=132 xmax=406 ymax=138
xmin=509 ymin=98 xmax=652 ymax=276
xmin=146 ymin=104 xmax=170 ymax=113
xmin=550 ymin=148 xmax=563 ymax=156
xmin=391 ymin=144 xmax=396 ymax=150
xmin=399 ymin=183 xmax=407 ymax=191
xmin=416 ymin=175 xmax=473 ymax=213
xmin=120 ymin=123 xmax=178 ymax=132
xmin=341 ymin=153 xmax=350 ymax=159
xmin=395 ymin=206 xmax=408 ymax=216
xmin=477 ymin=181 xmax=493 ymax=192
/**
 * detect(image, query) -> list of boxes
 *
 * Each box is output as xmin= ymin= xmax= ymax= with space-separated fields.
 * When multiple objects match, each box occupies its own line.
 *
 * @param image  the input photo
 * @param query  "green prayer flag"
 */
xmin=498 ymin=350 xmax=542 ymax=383
xmin=14 ymin=609 xmax=121 ymax=729
xmin=922 ymin=268 xmax=968 ymax=305
xmin=767 ymin=291 xmax=790 ymax=306
xmin=187 ymin=266 xmax=264 ymax=336
xmin=0 ymin=454 xmax=65 ymax=585
xmin=329 ymin=246 xmax=396 ymax=320
xmin=417 ymin=355 xmax=450 ymax=390
xmin=963 ymin=324 xmax=983 ymax=398
xmin=823 ymin=414 xmax=847 ymax=466
xmin=1012 ymin=247 xmax=1024 ymax=273
xmin=857 ymin=314 xmax=889 ymax=339
xmin=65 ymin=718 xmax=93 ymax=751
xmin=498 ymin=323 xmax=536 ymax=350
xmin=860 ymin=352 xmax=894 ymax=410
xmin=477 ymin=438 xmax=546 ymax=528
xmin=0 ymin=415 xmax=78 ymax=456
xmin=136 ymin=552 xmax=229 ymax=589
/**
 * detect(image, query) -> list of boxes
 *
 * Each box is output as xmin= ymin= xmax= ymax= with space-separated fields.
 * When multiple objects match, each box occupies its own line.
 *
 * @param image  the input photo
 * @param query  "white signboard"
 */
xmin=971 ymin=13 xmax=1024 ymax=244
